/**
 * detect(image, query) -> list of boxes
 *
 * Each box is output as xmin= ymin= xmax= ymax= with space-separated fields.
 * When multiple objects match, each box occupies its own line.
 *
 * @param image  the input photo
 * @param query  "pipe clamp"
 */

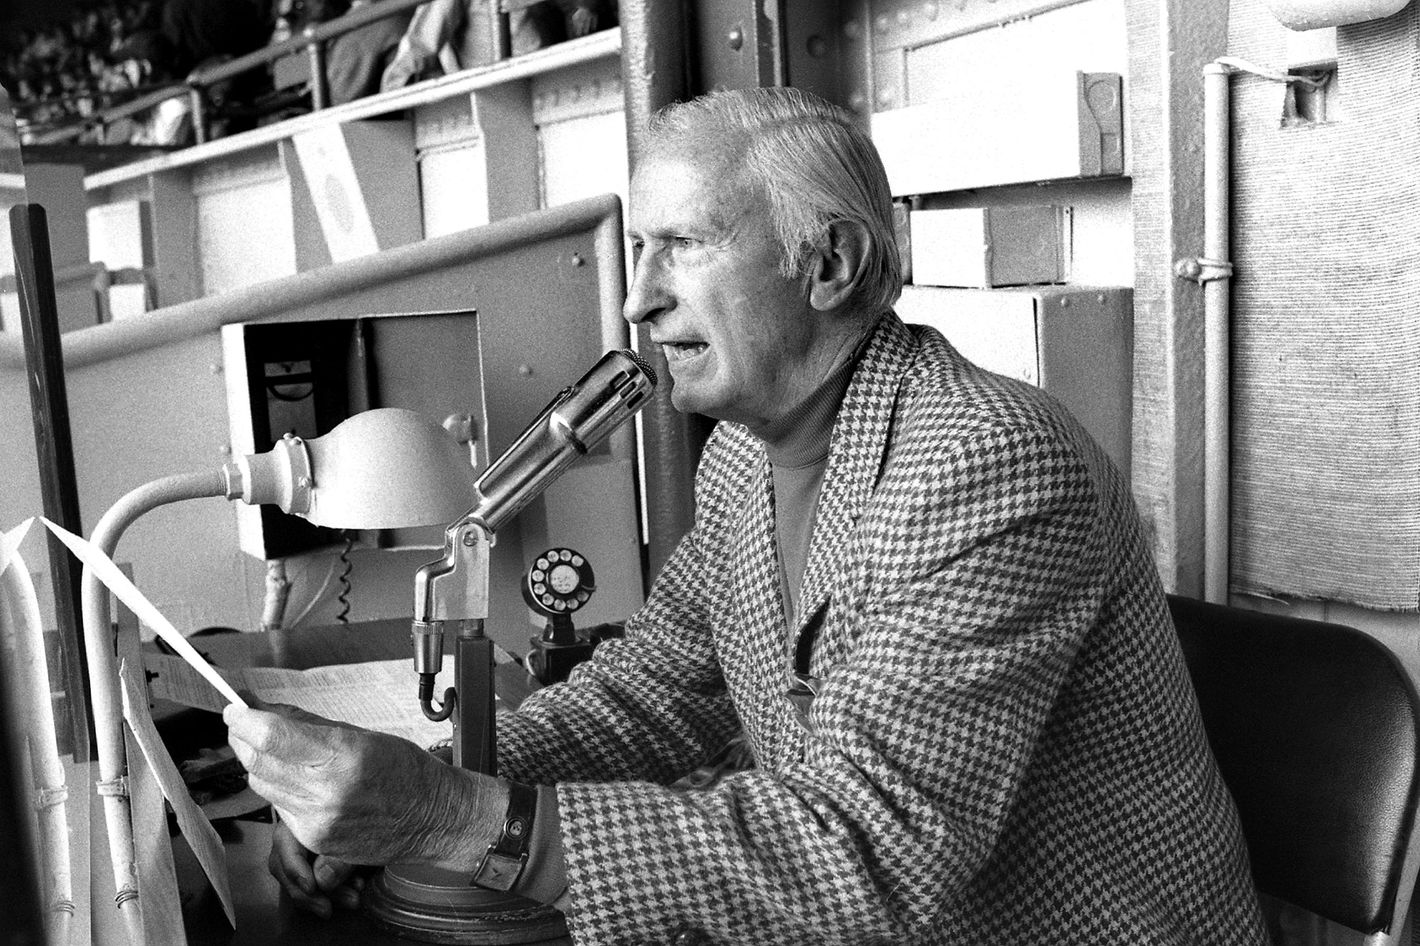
xmin=1175 ymin=257 xmax=1235 ymax=285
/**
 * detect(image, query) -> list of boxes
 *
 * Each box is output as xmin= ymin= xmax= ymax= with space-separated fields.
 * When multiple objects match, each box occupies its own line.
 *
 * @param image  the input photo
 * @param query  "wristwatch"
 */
xmin=470 ymin=780 xmax=536 ymax=891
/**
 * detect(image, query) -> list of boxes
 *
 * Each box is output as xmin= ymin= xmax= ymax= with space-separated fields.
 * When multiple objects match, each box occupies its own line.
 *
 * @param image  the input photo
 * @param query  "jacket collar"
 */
xmin=792 ymin=312 xmax=918 ymax=640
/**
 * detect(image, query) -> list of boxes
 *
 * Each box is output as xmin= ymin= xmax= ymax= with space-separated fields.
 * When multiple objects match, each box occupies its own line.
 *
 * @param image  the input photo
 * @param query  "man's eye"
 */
xmin=673 ymin=236 xmax=695 ymax=249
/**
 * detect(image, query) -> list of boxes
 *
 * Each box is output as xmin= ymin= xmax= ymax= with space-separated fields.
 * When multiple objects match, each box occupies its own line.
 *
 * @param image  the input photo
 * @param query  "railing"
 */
xmin=28 ymin=0 xmax=560 ymax=148
xmin=0 ymin=192 xmax=625 ymax=369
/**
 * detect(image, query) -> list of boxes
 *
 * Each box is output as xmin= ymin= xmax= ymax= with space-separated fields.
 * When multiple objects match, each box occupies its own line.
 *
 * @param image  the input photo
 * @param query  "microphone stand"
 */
xmin=363 ymin=349 xmax=654 ymax=943
xmin=363 ymin=521 xmax=569 ymax=945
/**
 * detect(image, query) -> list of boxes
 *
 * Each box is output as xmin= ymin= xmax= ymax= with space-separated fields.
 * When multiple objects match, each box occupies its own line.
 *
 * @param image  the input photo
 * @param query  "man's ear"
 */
xmin=807 ymin=219 xmax=871 ymax=312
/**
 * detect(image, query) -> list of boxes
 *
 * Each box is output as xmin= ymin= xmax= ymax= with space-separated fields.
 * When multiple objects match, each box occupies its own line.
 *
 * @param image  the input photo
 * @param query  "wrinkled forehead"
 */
xmin=627 ymin=157 xmax=738 ymax=240
xmin=630 ymin=132 xmax=763 ymax=232
xmin=641 ymin=121 xmax=753 ymax=186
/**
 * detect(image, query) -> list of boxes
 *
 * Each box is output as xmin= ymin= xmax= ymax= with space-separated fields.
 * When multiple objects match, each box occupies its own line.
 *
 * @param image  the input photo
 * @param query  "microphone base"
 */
xmin=364 ymin=864 xmax=570 ymax=945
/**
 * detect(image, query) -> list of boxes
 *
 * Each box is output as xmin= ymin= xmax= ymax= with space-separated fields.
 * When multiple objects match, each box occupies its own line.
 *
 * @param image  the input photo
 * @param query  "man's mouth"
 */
xmin=662 ymin=341 xmax=708 ymax=363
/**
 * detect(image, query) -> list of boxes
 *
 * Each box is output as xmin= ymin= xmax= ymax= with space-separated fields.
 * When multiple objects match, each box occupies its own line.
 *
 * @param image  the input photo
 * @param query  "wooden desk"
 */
xmin=169 ymin=619 xmax=544 ymax=944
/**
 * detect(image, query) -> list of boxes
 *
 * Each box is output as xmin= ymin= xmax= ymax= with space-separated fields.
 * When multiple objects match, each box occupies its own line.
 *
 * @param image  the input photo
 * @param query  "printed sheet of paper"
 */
xmin=120 ymin=662 xmax=235 ymax=927
xmin=147 ymin=654 xmax=458 ymax=748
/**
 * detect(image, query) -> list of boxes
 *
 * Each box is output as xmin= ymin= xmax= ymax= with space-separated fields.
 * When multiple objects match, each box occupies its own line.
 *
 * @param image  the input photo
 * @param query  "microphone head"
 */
xmin=621 ymin=348 xmax=657 ymax=388
xmin=467 ymin=348 xmax=657 ymax=533
xmin=553 ymin=349 xmax=657 ymax=451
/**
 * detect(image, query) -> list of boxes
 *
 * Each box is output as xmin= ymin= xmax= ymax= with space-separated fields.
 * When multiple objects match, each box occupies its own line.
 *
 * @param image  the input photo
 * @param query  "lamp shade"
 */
xmin=234 ymin=408 xmax=478 ymax=529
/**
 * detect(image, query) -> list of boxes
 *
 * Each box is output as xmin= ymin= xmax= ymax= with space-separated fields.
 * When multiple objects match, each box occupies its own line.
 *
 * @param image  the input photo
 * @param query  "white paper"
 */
xmin=39 ymin=517 xmax=248 ymax=708
xmin=0 ymin=517 xmax=33 ymax=577
xmin=123 ymin=716 xmax=190 ymax=945
xmin=147 ymin=654 xmax=458 ymax=748
xmin=120 ymin=662 xmax=236 ymax=928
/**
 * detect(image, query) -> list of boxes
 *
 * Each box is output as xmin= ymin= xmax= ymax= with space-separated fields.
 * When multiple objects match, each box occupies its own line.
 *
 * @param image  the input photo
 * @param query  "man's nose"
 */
xmin=623 ymin=253 xmax=671 ymax=325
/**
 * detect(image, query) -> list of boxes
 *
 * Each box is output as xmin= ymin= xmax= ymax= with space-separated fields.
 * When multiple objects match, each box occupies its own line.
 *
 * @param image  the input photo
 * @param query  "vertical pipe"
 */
xmin=621 ymin=0 xmax=709 ymax=582
xmin=1202 ymin=62 xmax=1232 ymax=604
xmin=1 ymin=562 xmax=74 ymax=946
xmin=0 ymin=683 xmax=45 ymax=946
xmin=259 ymin=559 xmax=292 ymax=632
xmin=453 ymin=623 xmax=495 ymax=774
xmin=490 ymin=0 xmax=512 ymax=61
xmin=306 ymin=30 xmax=328 ymax=111
xmin=189 ymin=86 xmax=208 ymax=144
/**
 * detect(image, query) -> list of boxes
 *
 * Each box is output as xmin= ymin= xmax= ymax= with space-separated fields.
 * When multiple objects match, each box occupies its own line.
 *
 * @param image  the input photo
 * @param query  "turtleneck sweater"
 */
xmin=758 ymin=350 xmax=859 ymax=626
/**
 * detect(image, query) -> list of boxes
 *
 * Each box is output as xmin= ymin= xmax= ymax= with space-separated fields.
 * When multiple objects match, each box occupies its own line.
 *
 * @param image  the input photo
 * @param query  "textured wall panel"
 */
xmin=1228 ymin=0 xmax=1420 ymax=608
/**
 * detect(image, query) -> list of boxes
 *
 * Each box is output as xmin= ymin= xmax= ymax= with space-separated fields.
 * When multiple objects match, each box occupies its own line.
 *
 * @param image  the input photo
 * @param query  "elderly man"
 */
xmin=226 ymin=87 xmax=1269 ymax=944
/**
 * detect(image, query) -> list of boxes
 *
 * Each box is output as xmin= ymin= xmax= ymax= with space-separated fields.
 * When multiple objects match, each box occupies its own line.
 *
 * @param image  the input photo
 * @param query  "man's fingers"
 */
xmin=224 ymin=705 xmax=292 ymax=756
xmin=313 ymin=855 xmax=357 ymax=893
xmin=225 ymin=708 xmax=360 ymax=783
xmin=269 ymin=821 xmax=316 ymax=894
xmin=284 ymin=883 xmax=334 ymax=920
xmin=267 ymin=821 xmax=335 ymax=918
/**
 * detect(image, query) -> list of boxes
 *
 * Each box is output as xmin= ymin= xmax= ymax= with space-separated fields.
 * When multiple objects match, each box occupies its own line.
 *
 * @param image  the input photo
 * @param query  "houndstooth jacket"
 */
xmin=498 ymin=312 xmax=1270 ymax=945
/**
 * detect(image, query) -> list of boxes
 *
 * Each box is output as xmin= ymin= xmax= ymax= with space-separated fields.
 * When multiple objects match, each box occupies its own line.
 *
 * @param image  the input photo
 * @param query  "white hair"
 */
xmin=646 ymin=87 xmax=903 ymax=315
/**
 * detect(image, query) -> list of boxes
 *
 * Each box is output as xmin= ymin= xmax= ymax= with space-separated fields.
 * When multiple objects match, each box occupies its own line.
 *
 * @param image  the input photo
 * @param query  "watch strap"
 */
xmin=470 ymin=780 xmax=536 ymax=891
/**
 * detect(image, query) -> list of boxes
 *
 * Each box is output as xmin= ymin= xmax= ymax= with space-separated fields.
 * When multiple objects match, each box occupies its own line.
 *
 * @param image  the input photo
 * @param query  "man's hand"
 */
xmin=380 ymin=39 xmax=441 ymax=92
xmin=267 ymin=820 xmax=363 ymax=918
xmin=225 ymin=703 xmax=506 ymax=885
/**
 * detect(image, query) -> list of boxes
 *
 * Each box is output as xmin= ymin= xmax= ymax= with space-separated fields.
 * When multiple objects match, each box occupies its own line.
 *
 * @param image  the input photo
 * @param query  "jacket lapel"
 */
xmin=724 ymin=448 xmax=804 ymax=760
xmin=792 ymin=314 xmax=918 ymax=666
xmin=730 ymin=451 xmax=781 ymax=630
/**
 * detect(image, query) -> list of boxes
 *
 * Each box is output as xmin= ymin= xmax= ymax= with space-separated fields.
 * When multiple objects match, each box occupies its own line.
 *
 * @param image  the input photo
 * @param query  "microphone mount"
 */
xmin=409 ymin=348 xmax=656 ymax=748
xmin=368 ymin=348 xmax=656 ymax=943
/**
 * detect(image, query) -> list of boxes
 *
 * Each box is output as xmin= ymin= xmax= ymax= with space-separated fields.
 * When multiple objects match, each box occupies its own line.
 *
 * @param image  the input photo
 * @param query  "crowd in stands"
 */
xmin=1 ymin=0 xmax=616 ymax=148
xmin=0 ymin=1 xmax=164 ymax=136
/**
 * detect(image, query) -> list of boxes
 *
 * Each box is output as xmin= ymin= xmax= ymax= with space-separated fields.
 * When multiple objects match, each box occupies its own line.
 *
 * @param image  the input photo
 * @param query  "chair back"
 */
xmin=1169 ymin=595 xmax=1420 ymax=938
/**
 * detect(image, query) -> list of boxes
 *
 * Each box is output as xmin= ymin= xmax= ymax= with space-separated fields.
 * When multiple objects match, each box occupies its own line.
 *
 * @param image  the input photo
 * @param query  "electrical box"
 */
xmin=221 ymin=310 xmax=487 ymax=560
xmin=895 ymin=284 xmax=1133 ymax=479
xmin=910 ymin=206 xmax=1068 ymax=288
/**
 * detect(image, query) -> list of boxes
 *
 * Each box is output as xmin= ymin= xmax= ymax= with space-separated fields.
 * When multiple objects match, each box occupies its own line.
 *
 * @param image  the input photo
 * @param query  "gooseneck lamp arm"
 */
xmin=80 ymin=470 xmax=230 ymax=946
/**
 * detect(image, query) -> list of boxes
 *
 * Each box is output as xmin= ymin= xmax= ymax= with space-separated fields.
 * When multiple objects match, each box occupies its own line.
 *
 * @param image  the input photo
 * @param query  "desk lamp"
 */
xmin=82 ymin=406 xmax=478 ymax=946
xmin=82 ymin=350 xmax=653 ymax=946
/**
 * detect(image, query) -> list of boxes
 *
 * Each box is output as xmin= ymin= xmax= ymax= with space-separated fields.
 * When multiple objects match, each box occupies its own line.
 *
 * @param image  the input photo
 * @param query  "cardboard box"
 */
xmin=911 ymin=205 xmax=1068 ymax=288
xmin=895 ymin=283 xmax=1132 ymax=479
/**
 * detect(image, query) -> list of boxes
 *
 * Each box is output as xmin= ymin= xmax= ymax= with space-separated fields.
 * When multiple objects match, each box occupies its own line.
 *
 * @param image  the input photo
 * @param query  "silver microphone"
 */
xmin=466 ymin=348 xmax=657 ymax=534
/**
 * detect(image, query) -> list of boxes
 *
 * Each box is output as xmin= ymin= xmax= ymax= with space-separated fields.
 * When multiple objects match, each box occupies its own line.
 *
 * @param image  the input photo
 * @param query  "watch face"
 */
xmin=549 ymin=563 xmax=579 ymax=595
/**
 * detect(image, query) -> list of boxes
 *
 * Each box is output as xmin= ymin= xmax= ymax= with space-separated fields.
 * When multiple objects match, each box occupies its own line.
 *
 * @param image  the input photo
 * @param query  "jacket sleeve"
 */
xmin=553 ymin=419 xmax=1119 ymax=945
xmin=496 ymin=428 xmax=745 ymax=787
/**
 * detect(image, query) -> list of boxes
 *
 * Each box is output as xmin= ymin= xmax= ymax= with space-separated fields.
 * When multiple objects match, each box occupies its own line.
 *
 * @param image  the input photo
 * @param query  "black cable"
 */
xmin=335 ymin=531 xmax=354 ymax=624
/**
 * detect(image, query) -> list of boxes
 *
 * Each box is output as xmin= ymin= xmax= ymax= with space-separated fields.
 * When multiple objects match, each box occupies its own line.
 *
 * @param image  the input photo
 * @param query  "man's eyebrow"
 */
xmin=631 ymin=212 xmax=737 ymax=243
